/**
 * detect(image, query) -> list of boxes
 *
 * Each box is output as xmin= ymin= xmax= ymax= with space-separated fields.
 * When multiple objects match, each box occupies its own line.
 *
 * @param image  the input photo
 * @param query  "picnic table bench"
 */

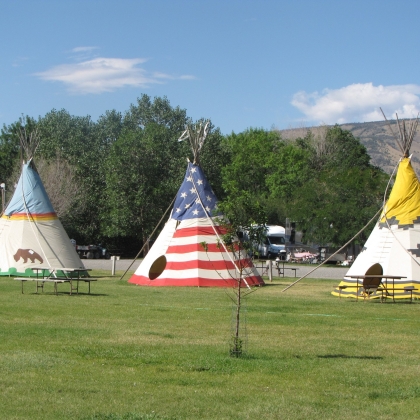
xmin=276 ymin=261 xmax=299 ymax=278
xmin=14 ymin=277 xmax=69 ymax=295
xmin=15 ymin=267 xmax=97 ymax=295
xmin=338 ymin=275 xmax=415 ymax=302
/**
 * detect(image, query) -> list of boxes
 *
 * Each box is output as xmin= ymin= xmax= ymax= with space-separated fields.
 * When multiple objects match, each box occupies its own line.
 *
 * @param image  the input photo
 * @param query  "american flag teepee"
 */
xmin=129 ymin=125 xmax=264 ymax=287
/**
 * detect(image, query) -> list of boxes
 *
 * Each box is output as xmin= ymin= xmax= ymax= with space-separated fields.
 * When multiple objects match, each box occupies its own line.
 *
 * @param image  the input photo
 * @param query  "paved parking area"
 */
xmin=83 ymin=259 xmax=349 ymax=280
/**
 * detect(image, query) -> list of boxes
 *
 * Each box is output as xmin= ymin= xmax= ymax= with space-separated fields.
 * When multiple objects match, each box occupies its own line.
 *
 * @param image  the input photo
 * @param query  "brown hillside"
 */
xmin=280 ymin=120 xmax=420 ymax=175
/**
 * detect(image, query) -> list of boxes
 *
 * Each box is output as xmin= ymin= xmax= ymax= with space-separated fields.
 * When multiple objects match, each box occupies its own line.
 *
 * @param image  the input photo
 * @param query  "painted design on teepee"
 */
xmin=13 ymin=249 xmax=43 ymax=264
xmin=379 ymin=158 xmax=420 ymax=228
xmin=172 ymin=162 xmax=219 ymax=221
xmin=408 ymin=244 xmax=420 ymax=258
xmin=129 ymin=121 xmax=264 ymax=288
xmin=332 ymin=111 xmax=420 ymax=299
xmin=2 ymin=159 xmax=58 ymax=222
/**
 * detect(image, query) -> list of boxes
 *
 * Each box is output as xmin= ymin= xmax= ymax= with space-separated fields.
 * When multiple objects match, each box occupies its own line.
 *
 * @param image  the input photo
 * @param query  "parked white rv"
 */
xmin=257 ymin=225 xmax=287 ymax=259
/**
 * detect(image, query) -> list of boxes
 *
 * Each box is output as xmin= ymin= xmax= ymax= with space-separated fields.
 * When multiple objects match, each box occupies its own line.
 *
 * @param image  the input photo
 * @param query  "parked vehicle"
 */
xmin=257 ymin=225 xmax=287 ymax=259
xmin=76 ymin=244 xmax=110 ymax=259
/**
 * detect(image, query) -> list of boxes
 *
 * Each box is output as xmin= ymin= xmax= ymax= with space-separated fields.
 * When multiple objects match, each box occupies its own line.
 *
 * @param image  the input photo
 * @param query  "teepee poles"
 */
xmin=19 ymin=127 xmax=41 ymax=162
xmin=381 ymin=107 xmax=419 ymax=158
xmin=178 ymin=120 xmax=210 ymax=164
xmin=380 ymin=108 xmax=404 ymax=155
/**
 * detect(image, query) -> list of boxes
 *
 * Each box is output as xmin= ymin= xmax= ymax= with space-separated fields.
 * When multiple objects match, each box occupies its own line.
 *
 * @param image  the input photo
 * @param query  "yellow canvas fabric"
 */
xmin=380 ymin=158 xmax=420 ymax=226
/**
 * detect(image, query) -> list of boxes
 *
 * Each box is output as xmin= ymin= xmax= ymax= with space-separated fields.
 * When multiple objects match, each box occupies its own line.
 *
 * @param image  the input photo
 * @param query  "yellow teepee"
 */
xmin=332 ymin=114 xmax=420 ymax=299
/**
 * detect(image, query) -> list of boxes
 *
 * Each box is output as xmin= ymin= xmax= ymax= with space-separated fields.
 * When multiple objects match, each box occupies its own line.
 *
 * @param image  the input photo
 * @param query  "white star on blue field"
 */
xmin=172 ymin=163 xmax=218 ymax=221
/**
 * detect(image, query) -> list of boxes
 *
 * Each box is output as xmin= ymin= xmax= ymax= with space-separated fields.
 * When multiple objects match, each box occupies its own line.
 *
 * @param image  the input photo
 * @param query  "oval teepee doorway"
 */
xmin=363 ymin=263 xmax=383 ymax=297
xmin=149 ymin=255 xmax=167 ymax=280
xmin=365 ymin=263 xmax=383 ymax=276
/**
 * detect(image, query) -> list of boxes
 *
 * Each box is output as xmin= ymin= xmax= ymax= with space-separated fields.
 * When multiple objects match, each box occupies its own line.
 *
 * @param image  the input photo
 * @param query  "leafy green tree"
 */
xmin=288 ymin=126 xmax=388 ymax=246
xmin=0 ymin=116 xmax=38 ymax=194
xmin=195 ymin=124 xmax=229 ymax=200
xmin=101 ymin=99 xmax=227 ymax=255
xmin=221 ymin=128 xmax=312 ymax=225
xmin=123 ymin=94 xmax=187 ymax=137
xmin=94 ymin=109 xmax=123 ymax=149
xmin=100 ymin=96 xmax=191 ymax=252
xmin=101 ymin=123 xmax=179 ymax=241
xmin=222 ymin=128 xmax=281 ymax=195
xmin=220 ymin=125 xmax=388 ymax=250
xmin=37 ymin=109 xmax=105 ymax=241
xmin=265 ymin=143 xmax=311 ymax=200
xmin=309 ymin=125 xmax=372 ymax=171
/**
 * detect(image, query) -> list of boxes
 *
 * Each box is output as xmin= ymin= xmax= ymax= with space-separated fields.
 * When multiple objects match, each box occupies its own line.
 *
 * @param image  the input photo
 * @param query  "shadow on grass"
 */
xmin=317 ymin=354 xmax=383 ymax=360
xmin=260 ymin=282 xmax=289 ymax=287
xmin=83 ymin=413 xmax=167 ymax=420
xmin=25 ymin=292 xmax=109 ymax=297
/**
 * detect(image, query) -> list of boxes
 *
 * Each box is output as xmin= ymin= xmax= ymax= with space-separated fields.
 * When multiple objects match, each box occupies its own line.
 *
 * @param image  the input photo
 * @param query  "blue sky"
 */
xmin=1 ymin=0 xmax=420 ymax=135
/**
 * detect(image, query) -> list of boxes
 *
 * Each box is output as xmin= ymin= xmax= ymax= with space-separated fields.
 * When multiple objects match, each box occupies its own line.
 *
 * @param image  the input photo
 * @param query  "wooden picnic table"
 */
xmin=346 ymin=274 xmax=409 ymax=302
xmin=275 ymin=261 xmax=299 ymax=277
xmin=15 ymin=267 xmax=96 ymax=295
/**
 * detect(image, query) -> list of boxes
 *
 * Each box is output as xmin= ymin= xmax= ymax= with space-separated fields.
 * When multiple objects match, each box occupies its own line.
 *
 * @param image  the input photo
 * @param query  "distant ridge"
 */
xmin=280 ymin=120 xmax=420 ymax=175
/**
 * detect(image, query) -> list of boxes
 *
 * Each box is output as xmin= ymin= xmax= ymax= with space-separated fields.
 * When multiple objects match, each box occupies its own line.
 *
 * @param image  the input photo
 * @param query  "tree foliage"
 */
xmin=0 ymin=116 xmax=37 ymax=180
xmin=286 ymin=126 xmax=388 ymax=246
xmin=222 ymin=128 xmax=280 ymax=195
xmin=0 ymin=98 xmax=389 ymax=255
xmin=101 ymin=122 xmax=185 ymax=241
xmin=220 ymin=125 xmax=388 ymax=247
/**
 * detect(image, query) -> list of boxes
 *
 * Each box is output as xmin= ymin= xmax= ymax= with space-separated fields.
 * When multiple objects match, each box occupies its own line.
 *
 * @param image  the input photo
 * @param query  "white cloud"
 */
xmin=71 ymin=46 xmax=99 ymax=53
xmin=68 ymin=46 xmax=100 ymax=61
xmin=36 ymin=57 xmax=194 ymax=94
xmin=291 ymin=83 xmax=420 ymax=124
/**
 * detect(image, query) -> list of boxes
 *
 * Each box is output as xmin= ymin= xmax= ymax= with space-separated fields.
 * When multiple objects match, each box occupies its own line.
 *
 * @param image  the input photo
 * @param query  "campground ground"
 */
xmin=1 ymin=268 xmax=419 ymax=419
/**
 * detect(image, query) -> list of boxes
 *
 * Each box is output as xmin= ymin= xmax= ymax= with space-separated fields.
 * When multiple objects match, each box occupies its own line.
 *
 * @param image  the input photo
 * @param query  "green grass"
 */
xmin=1 ymin=272 xmax=419 ymax=419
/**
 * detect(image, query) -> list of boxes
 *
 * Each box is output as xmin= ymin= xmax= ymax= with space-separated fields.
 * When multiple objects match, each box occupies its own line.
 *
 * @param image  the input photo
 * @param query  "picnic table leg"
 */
xmin=356 ymin=279 xmax=359 ymax=301
xmin=393 ymin=278 xmax=396 ymax=303
xmin=35 ymin=280 xmax=44 ymax=294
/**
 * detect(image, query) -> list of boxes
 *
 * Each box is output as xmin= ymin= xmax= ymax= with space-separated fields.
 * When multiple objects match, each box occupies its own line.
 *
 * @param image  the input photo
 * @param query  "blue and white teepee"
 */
xmin=0 ymin=132 xmax=84 ymax=277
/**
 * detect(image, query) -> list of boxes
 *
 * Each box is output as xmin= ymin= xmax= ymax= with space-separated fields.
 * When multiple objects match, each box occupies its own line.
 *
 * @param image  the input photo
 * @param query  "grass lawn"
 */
xmin=1 ymin=271 xmax=419 ymax=419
